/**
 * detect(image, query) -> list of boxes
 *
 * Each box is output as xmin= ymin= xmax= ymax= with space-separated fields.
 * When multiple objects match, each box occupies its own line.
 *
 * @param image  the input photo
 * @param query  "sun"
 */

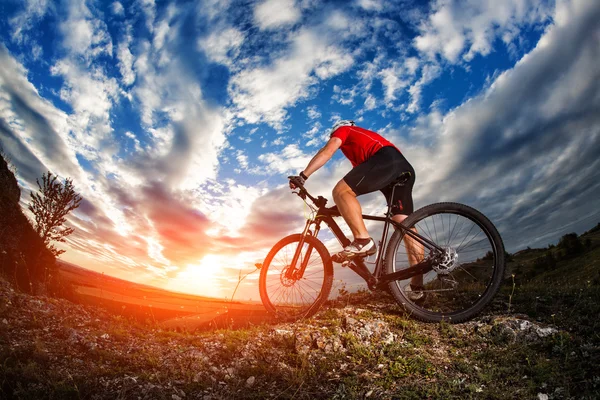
xmin=166 ymin=254 xmax=226 ymax=298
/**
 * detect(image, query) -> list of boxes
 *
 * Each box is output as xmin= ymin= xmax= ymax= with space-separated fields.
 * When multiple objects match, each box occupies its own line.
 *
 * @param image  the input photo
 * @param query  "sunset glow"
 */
xmin=166 ymin=255 xmax=228 ymax=299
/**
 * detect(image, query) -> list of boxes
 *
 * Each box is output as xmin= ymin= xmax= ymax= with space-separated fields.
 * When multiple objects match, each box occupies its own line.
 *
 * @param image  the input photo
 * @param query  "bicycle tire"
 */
xmin=259 ymin=234 xmax=333 ymax=320
xmin=385 ymin=202 xmax=505 ymax=323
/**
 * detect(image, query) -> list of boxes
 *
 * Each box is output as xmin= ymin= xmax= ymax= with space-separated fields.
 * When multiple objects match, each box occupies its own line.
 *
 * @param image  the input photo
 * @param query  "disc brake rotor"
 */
xmin=432 ymin=247 xmax=459 ymax=275
xmin=280 ymin=265 xmax=296 ymax=287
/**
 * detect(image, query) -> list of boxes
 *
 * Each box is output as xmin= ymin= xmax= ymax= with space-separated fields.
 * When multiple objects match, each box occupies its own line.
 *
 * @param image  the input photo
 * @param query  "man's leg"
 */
xmin=392 ymin=214 xmax=424 ymax=287
xmin=332 ymin=179 xmax=369 ymax=240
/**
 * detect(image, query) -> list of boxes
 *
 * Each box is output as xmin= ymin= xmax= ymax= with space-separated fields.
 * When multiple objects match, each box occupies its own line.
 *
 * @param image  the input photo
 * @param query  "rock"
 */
xmin=245 ymin=376 xmax=255 ymax=387
xmin=536 ymin=327 xmax=558 ymax=338
xmin=488 ymin=317 xmax=558 ymax=344
xmin=273 ymin=329 xmax=293 ymax=337
xmin=537 ymin=393 xmax=548 ymax=400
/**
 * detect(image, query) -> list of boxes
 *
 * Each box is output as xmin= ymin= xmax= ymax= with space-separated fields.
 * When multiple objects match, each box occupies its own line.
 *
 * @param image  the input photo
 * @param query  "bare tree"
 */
xmin=28 ymin=172 xmax=82 ymax=257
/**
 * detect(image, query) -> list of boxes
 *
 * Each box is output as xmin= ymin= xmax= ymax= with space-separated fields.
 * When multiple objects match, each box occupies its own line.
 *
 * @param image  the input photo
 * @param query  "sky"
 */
xmin=1 ymin=0 xmax=599 ymax=301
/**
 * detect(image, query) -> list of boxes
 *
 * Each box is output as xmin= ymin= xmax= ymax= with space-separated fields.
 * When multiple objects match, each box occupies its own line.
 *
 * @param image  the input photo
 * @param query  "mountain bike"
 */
xmin=258 ymin=174 xmax=506 ymax=323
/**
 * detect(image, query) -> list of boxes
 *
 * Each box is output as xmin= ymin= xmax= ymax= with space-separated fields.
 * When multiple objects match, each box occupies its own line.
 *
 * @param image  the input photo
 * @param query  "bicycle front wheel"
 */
xmin=259 ymin=234 xmax=333 ymax=320
xmin=385 ymin=202 xmax=505 ymax=323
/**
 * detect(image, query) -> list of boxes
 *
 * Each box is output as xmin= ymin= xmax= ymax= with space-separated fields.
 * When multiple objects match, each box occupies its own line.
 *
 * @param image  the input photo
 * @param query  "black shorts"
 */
xmin=343 ymin=146 xmax=415 ymax=215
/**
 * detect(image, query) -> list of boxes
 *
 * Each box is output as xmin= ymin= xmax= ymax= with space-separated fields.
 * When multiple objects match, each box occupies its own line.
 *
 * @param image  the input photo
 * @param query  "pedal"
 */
xmin=341 ymin=260 xmax=351 ymax=268
xmin=331 ymin=253 xmax=345 ymax=263
xmin=332 ymin=253 xmax=358 ymax=264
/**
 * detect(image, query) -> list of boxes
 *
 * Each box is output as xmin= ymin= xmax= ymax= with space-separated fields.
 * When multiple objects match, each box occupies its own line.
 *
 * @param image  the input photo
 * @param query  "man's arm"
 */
xmin=302 ymin=137 xmax=342 ymax=178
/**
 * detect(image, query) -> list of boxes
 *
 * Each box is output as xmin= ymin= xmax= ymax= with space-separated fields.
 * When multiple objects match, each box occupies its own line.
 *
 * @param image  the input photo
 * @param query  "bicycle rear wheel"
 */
xmin=385 ymin=202 xmax=505 ymax=323
xmin=259 ymin=234 xmax=333 ymax=320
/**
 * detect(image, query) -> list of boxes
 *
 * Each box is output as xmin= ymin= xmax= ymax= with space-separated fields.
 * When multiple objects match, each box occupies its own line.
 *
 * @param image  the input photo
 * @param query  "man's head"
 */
xmin=329 ymin=120 xmax=355 ymax=137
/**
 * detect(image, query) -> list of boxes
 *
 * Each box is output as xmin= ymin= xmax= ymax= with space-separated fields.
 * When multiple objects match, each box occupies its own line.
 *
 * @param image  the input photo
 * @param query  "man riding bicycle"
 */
xmin=289 ymin=120 xmax=423 ymax=296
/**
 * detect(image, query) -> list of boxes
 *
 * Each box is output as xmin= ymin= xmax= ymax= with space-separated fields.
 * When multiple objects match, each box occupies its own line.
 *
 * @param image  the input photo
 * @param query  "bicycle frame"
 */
xmin=288 ymin=184 xmax=445 ymax=290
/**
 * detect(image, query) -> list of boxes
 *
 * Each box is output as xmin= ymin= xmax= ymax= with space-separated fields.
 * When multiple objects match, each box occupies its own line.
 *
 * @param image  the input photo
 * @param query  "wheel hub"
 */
xmin=432 ymin=247 xmax=458 ymax=274
xmin=280 ymin=265 xmax=296 ymax=287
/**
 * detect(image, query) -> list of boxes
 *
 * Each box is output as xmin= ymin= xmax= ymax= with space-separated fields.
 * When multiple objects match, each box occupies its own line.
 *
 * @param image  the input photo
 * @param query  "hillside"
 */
xmin=56 ymin=261 xmax=266 ymax=329
xmin=1 ymin=197 xmax=599 ymax=399
xmin=1 ymin=242 xmax=599 ymax=398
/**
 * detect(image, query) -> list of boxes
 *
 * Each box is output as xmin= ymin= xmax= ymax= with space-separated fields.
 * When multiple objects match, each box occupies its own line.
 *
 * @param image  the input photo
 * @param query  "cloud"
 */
xmin=117 ymin=29 xmax=136 ymax=86
xmin=0 ymin=45 xmax=81 ymax=184
xmin=378 ymin=59 xmax=418 ymax=103
xmin=141 ymin=182 xmax=212 ymax=265
xmin=9 ymin=0 xmax=52 ymax=44
xmin=306 ymin=105 xmax=321 ymax=120
xmin=59 ymin=0 xmax=113 ymax=59
xmin=254 ymin=0 xmax=301 ymax=30
xmin=229 ymin=24 xmax=354 ymax=127
xmin=111 ymin=1 xmax=124 ymax=16
xmin=414 ymin=0 xmax=553 ymax=63
xmin=198 ymin=27 xmax=245 ymax=67
xmin=356 ymin=0 xmax=384 ymax=12
xmin=256 ymin=144 xmax=312 ymax=175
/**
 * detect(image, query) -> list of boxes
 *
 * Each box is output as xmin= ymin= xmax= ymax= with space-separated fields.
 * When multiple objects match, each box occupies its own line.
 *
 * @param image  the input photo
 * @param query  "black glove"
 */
xmin=288 ymin=172 xmax=307 ymax=189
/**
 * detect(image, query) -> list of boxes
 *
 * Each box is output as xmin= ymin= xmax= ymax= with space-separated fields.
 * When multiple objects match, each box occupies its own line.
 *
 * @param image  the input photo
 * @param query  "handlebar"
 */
xmin=289 ymin=179 xmax=328 ymax=209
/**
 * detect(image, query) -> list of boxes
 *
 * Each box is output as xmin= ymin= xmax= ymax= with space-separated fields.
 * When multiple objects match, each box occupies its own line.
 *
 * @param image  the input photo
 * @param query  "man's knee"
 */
xmin=333 ymin=179 xmax=354 ymax=199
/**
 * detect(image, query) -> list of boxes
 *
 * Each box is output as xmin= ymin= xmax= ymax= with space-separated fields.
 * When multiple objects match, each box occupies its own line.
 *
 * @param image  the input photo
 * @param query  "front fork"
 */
xmin=286 ymin=219 xmax=320 ymax=280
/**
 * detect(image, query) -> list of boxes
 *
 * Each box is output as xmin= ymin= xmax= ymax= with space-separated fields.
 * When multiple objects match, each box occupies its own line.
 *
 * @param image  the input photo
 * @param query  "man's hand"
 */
xmin=288 ymin=174 xmax=306 ymax=189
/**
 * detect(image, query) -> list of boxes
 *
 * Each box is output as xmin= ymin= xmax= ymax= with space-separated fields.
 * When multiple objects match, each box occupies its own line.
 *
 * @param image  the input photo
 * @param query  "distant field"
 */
xmin=57 ymin=261 xmax=266 ymax=327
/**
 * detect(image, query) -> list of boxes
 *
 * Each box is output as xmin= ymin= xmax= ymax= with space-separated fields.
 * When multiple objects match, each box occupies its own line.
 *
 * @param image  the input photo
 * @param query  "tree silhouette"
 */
xmin=28 ymin=172 xmax=82 ymax=257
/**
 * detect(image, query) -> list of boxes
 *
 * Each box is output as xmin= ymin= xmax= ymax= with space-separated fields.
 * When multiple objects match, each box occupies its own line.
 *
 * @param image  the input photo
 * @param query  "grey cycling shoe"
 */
xmin=404 ymin=283 xmax=425 ymax=301
xmin=332 ymin=238 xmax=377 ymax=263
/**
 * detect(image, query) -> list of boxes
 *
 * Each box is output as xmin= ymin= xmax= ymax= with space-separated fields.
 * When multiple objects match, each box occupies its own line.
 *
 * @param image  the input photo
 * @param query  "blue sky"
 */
xmin=1 ymin=0 xmax=599 ymax=300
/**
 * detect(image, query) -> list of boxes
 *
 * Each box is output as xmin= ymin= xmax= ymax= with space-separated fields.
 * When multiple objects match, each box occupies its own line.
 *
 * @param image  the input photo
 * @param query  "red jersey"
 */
xmin=331 ymin=126 xmax=400 ymax=167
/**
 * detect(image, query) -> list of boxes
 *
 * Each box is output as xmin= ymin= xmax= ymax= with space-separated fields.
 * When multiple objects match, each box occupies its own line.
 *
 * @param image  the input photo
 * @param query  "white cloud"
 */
xmin=356 ymin=0 xmax=384 ymax=12
xmin=117 ymin=30 xmax=136 ymax=86
xmin=256 ymin=144 xmax=311 ymax=174
xmin=111 ymin=1 xmax=124 ymax=16
xmin=414 ymin=0 xmax=553 ymax=63
xmin=378 ymin=62 xmax=412 ymax=103
xmin=236 ymin=150 xmax=249 ymax=170
xmin=306 ymin=105 xmax=321 ymax=120
xmin=9 ymin=0 xmax=51 ymax=44
xmin=50 ymin=59 xmax=120 ymax=141
xmin=405 ymin=63 xmax=441 ymax=113
xmin=332 ymin=85 xmax=358 ymax=106
xmin=364 ymin=93 xmax=376 ymax=110
xmin=254 ymin=0 xmax=301 ymax=30
xmin=198 ymin=27 xmax=245 ymax=67
xmin=137 ymin=0 xmax=156 ymax=33
xmin=229 ymin=26 xmax=354 ymax=128
xmin=59 ymin=0 xmax=113 ymax=59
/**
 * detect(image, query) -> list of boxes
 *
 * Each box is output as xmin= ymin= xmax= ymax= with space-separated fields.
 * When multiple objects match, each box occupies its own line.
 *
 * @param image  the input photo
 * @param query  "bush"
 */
xmin=557 ymin=233 xmax=584 ymax=258
xmin=533 ymin=251 xmax=557 ymax=271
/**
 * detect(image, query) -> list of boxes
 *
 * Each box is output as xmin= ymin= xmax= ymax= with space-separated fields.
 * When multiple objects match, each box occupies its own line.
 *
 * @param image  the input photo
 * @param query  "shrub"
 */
xmin=557 ymin=233 xmax=584 ymax=258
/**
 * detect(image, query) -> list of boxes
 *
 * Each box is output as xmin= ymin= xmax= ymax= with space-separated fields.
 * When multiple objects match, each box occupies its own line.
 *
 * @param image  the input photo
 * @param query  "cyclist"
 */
xmin=289 ymin=120 xmax=424 ymax=297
